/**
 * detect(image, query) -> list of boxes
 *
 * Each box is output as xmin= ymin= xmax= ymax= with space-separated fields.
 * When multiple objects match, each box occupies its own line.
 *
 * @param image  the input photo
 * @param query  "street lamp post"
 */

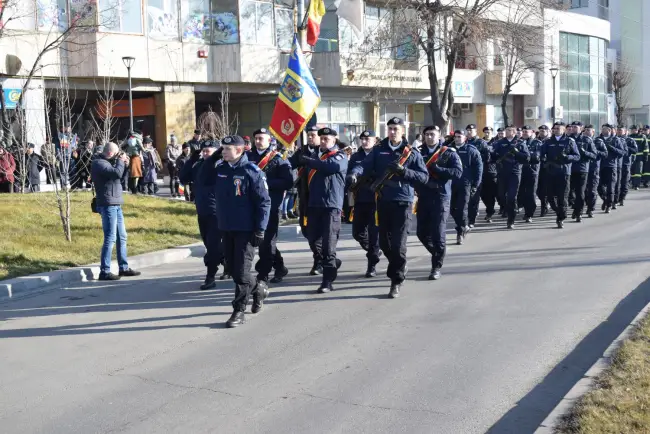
xmin=122 ymin=56 xmax=136 ymax=133
xmin=550 ymin=67 xmax=559 ymax=122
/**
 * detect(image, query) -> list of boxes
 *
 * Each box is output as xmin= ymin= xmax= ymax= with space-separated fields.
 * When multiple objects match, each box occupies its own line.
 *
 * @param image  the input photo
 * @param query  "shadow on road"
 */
xmin=485 ymin=275 xmax=650 ymax=433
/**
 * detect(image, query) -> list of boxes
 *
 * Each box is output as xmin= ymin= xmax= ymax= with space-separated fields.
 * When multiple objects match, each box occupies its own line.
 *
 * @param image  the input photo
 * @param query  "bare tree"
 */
xmin=197 ymin=84 xmax=239 ymax=138
xmin=612 ymin=58 xmax=634 ymax=126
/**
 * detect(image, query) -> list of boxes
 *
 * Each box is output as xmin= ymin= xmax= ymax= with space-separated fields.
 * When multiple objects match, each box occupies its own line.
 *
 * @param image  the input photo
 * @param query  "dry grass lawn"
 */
xmin=557 ymin=313 xmax=650 ymax=433
xmin=0 ymin=192 xmax=200 ymax=280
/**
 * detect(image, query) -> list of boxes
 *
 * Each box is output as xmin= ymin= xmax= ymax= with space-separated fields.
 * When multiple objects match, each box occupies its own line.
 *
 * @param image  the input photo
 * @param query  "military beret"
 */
xmin=497 ymin=127 xmax=504 ymax=132
xmin=182 ymin=142 xmax=190 ymax=149
xmin=644 ymin=125 xmax=650 ymax=129
xmin=483 ymin=126 xmax=493 ymax=132
xmin=521 ymin=125 xmax=533 ymax=130
xmin=221 ymin=135 xmax=245 ymax=146
xmin=28 ymin=142 xmax=36 ymax=149
xmin=553 ymin=121 xmax=566 ymax=127
xmin=359 ymin=130 xmax=375 ymax=138
xmin=505 ymin=124 xmax=516 ymax=129
xmin=318 ymin=127 xmax=337 ymax=137
xmin=453 ymin=130 xmax=466 ymax=136
xmin=466 ymin=124 xmax=477 ymax=130
xmin=570 ymin=121 xmax=583 ymax=126
xmin=630 ymin=125 xmax=639 ymax=129
xmin=253 ymin=128 xmax=270 ymax=136
xmin=422 ymin=125 xmax=440 ymax=134
xmin=539 ymin=125 xmax=549 ymax=130
xmin=201 ymin=140 xmax=218 ymax=149
xmin=585 ymin=124 xmax=595 ymax=129
xmin=193 ymin=129 xmax=201 ymax=135
xmin=602 ymin=123 xmax=613 ymax=129
xmin=387 ymin=117 xmax=404 ymax=126
xmin=143 ymin=137 xmax=153 ymax=144
xmin=306 ymin=125 xmax=319 ymax=133
xmin=617 ymin=125 xmax=626 ymax=129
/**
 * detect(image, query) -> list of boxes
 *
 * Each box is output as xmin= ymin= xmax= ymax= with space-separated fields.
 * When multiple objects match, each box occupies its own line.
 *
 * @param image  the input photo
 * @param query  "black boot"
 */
xmin=557 ymin=220 xmax=564 ymax=229
xmin=317 ymin=281 xmax=333 ymax=293
xmin=200 ymin=274 xmax=217 ymax=290
xmin=540 ymin=208 xmax=548 ymax=217
xmin=309 ymin=262 xmax=323 ymax=276
xmin=226 ymin=311 xmax=245 ymax=328
xmin=428 ymin=269 xmax=441 ymax=280
xmin=388 ymin=283 xmax=400 ymax=298
xmin=587 ymin=210 xmax=594 ymax=218
xmin=252 ymin=281 xmax=269 ymax=314
xmin=612 ymin=203 xmax=617 ymax=210
xmin=365 ymin=262 xmax=377 ymax=278
xmin=456 ymin=234 xmax=463 ymax=245
xmin=335 ymin=258 xmax=342 ymax=269
xmin=270 ymin=266 xmax=289 ymax=283
xmin=605 ymin=206 xmax=611 ymax=214
xmin=619 ymin=200 xmax=625 ymax=206
xmin=220 ymin=271 xmax=231 ymax=280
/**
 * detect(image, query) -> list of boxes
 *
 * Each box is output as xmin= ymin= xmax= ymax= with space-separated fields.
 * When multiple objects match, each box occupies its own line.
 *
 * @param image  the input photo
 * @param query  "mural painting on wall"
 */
xmin=70 ymin=0 xmax=97 ymax=27
xmin=211 ymin=12 xmax=238 ymax=44
xmin=183 ymin=14 xmax=209 ymax=42
xmin=37 ymin=0 xmax=67 ymax=31
xmin=148 ymin=6 xmax=179 ymax=40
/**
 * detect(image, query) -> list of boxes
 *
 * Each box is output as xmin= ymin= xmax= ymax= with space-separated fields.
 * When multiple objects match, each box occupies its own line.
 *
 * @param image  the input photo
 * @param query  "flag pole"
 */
xmin=296 ymin=0 xmax=307 ymax=150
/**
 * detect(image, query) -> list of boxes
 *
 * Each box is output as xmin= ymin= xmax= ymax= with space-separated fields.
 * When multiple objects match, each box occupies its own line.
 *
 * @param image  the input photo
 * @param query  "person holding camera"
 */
xmin=91 ymin=142 xmax=141 ymax=281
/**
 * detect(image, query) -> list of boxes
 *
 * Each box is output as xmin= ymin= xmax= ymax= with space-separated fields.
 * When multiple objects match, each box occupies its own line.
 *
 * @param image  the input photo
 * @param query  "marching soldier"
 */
xmin=289 ymin=125 xmax=324 ymax=276
xmin=629 ymin=125 xmax=648 ymax=190
xmin=178 ymin=137 xmax=224 ymax=290
xmin=465 ymin=124 xmax=487 ymax=228
xmin=643 ymin=125 xmax=650 ymax=187
xmin=596 ymin=124 xmax=625 ymax=213
xmin=493 ymin=125 xmax=530 ymax=229
xmin=352 ymin=117 xmax=428 ymax=298
xmin=517 ymin=126 xmax=542 ymax=222
xmin=536 ymin=125 xmax=551 ymax=217
xmin=347 ymin=130 xmax=381 ymax=278
xmin=247 ymin=128 xmax=294 ymax=286
xmin=539 ymin=122 xmax=580 ymax=228
xmin=568 ymin=121 xmax=596 ymax=222
xmin=415 ymin=125 xmax=462 ymax=280
xmin=479 ymin=126 xmax=498 ymax=223
xmin=450 ymin=129 xmax=482 ymax=244
xmin=584 ymin=124 xmax=608 ymax=218
xmin=299 ymin=128 xmax=347 ymax=293
xmin=214 ymin=135 xmax=271 ymax=328
xmin=612 ymin=126 xmax=628 ymax=210
xmin=616 ymin=126 xmax=637 ymax=206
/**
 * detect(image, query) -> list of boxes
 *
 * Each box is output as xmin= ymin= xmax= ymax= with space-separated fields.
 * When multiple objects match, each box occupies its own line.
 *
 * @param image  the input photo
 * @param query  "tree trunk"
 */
xmin=501 ymin=89 xmax=510 ymax=127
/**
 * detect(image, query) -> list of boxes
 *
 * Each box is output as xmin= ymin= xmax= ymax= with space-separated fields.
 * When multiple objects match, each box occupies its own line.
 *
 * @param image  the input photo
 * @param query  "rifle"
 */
xmin=370 ymin=145 xmax=412 ymax=194
xmin=297 ymin=145 xmax=310 ymax=227
xmin=496 ymin=143 xmax=517 ymax=165
xmin=348 ymin=174 xmax=373 ymax=195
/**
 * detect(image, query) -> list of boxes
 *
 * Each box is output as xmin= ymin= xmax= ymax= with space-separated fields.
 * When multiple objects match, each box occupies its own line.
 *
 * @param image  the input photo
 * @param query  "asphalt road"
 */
xmin=3 ymin=193 xmax=650 ymax=434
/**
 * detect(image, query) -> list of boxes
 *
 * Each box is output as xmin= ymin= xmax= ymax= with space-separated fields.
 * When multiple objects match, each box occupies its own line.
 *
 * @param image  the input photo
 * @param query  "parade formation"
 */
xmin=179 ymin=118 xmax=650 ymax=329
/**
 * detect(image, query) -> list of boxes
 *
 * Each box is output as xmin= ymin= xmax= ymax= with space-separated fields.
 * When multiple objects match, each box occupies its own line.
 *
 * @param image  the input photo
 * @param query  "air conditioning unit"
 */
xmin=451 ymin=105 xmax=461 ymax=117
xmin=460 ymin=103 xmax=472 ymax=112
xmin=524 ymin=106 xmax=540 ymax=120
xmin=553 ymin=106 xmax=564 ymax=119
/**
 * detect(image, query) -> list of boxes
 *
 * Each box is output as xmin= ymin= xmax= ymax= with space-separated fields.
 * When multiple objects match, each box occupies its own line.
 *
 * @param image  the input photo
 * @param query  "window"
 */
xmin=181 ymin=0 xmax=239 ymax=44
xmin=182 ymin=0 xmax=210 ymax=42
xmin=211 ymin=0 xmax=239 ymax=44
xmin=314 ymin=1 xmax=338 ymax=53
xmin=100 ymin=0 xmax=143 ymax=33
xmin=275 ymin=1 xmax=293 ymax=50
xmin=70 ymin=0 xmax=98 ymax=27
xmin=570 ymin=0 xmax=588 ymax=8
xmin=240 ymin=0 xmax=292 ymax=48
xmin=147 ymin=0 xmax=179 ymax=40
xmin=37 ymin=0 xmax=69 ymax=31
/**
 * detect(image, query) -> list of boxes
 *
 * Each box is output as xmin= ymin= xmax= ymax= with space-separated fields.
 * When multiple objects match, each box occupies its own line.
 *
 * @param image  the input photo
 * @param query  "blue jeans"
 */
xmin=97 ymin=205 xmax=129 ymax=274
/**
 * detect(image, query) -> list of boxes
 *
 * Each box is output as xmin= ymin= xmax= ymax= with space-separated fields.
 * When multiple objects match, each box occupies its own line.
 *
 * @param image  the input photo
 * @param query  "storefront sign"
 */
xmin=3 ymin=88 xmax=22 ymax=109
xmin=453 ymin=81 xmax=474 ymax=97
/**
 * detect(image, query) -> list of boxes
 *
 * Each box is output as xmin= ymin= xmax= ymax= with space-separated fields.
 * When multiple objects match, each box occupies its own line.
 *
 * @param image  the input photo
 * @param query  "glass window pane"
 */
xmin=275 ymin=7 xmax=293 ymax=50
xmin=340 ymin=17 xmax=362 ymax=52
xmin=581 ymin=113 xmax=590 ymax=125
xmin=560 ymin=92 xmax=569 ymax=109
xmin=591 ymin=114 xmax=599 ymax=126
xmin=590 ymin=94 xmax=599 ymax=112
xmin=122 ymin=0 xmax=143 ymax=33
xmin=580 ymin=74 xmax=590 ymax=91
xmin=598 ymin=38 xmax=605 ymax=57
xmin=568 ymin=53 xmax=579 ymax=72
xmin=99 ymin=0 xmax=120 ymax=31
xmin=580 ymin=94 xmax=590 ymax=111
xmin=560 ymin=53 xmax=568 ymax=70
xmin=560 ymin=72 xmax=568 ymax=91
xmin=275 ymin=0 xmax=292 ymax=6
xmin=569 ymin=94 xmax=579 ymax=111
xmin=212 ymin=0 xmax=239 ymax=44
xmin=579 ymin=35 xmax=588 ymax=53
xmin=239 ymin=0 xmax=257 ymax=43
xmin=598 ymin=76 xmax=605 ymax=93
xmin=579 ymin=55 xmax=590 ymax=73
xmin=568 ymin=33 xmax=579 ymax=53
xmin=589 ymin=74 xmax=598 ymax=93
xmin=560 ymin=32 xmax=568 ymax=54
xmin=73 ymin=0 xmax=98 ymax=27
xmin=183 ymin=0 xmax=210 ymax=42
xmin=257 ymin=2 xmax=274 ymax=45
xmin=316 ymin=103 xmax=330 ymax=122
xmin=349 ymin=102 xmax=363 ymax=122
xmin=589 ymin=37 xmax=598 ymax=56
xmin=599 ymin=95 xmax=606 ymax=113
xmin=314 ymin=12 xmax=338 ymax=52
xmin=37 ymin=0 xmax=68 ymax=31
xmin=148 ymin=0 xmax=179 ymax=40
xmin=568 ymin=73 xmax=579 ymax=91
xmin=331 ymin=102 xmax=349 ymax=122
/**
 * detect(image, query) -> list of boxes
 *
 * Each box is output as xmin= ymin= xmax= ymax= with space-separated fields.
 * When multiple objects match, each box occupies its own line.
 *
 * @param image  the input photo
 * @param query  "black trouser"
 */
xmin=188 ymin=182 xmax=196 ymax=202
xmin=255 ymin=211 xmax=284 ymax=281
xmin=498 ymin=171 xmax=521 ymax=224
xmin=570 ymin=172 xmax=588 ymax=215
xmin=537 ymin=167 xmax=549 ymax=211
xmin=198 ymin=214 xmax=223 ymax=277
xmin=128 ymin=177 xmax=140 ymax=194
xmin=121 ymin=168 xmax=129 ymax=191
xmin=548 ymin=174 xmax=570 ymax=221
xmin=416 ymin=197 xmax=450 ymax=271
xmin=614 ymin=165 xmax=623 ymax=203
xmin=300 ymin=206 xmax=323 ymax=267
xmin=619 ymin=164 xmax=631 ymax=202
xmin=643 ymin=159 xmax=650 ymax=185
xmin=0 ymin=182 xmax=12 ymax=193
xmin=586 ymin=168 xmax=599 ymax=212
xmin=451 ymin=183 xmax=470 ymax=233
xmin=519 ymin=168 xmax=538 ymax=218
xmin=377 ymin=201 xmax=410 ymax=284
xmin=632 ymin=159 xmax=644 ymax=188
xmin=222 ymin=231 xmax=257 ymax=313
xmin=468 ymin=183 xmax=481 ymax=225
xmin=168 ymin=163 xmax=179 ymax=196
xmin=598 ymin=167 xmax=617 ymax=207
xmin=352 ymin=201 xmax=380 ymax=265
xmin=307 ymin=207 xmax=341 ymax=284
xmin=479 ymin=174 xmax=498 ymax=217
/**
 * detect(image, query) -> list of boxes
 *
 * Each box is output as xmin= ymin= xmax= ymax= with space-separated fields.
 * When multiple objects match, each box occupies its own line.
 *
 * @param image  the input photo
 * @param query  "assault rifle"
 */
xmin=370 ymin=145 xmax=412 ymax=194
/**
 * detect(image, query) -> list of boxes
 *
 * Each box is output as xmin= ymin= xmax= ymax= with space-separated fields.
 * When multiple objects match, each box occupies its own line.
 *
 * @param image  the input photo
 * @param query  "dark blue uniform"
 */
xmin=517 ymin=137 xmax=542 ymax=219
xmin=569 ymin=133 xmax=597 ymax=217
xmin=479 ymin=137 xmax=499 ymax=220
xmin=451 ymin=142 xmax=482 ymax=237
xmin=493 ymin=138 xmax=530 ymax=225
xmin=247 ymin=148 xmax=293 ymax=283
xmin=586 ymin=136 xmax=608 ymax=215
xmin=613 ymin=137 xmax=628 ymax=206
xmin=353 ymin=138 xmax=428 ymax=285
xmin=618 ymin=135 xmax=637 ymax=204
xmin=415 ymin=144 xmax=462 ymax=273
xmin=348 ymin=149 xmax=381 ymax=269
xmin=300 ymin=146 xmax=348 ymax=287
xmin=596 ymin=135 xmax=625 ymax=209
xmin=179 ymin=151 xmax=223 ymax=281
xmin=466 ymin=136 xmax=487 ymax=225
xmin=540 ymin=135 xmax=580 ymax=223
xmin=214 ymin=153 xmax=271 ymax=313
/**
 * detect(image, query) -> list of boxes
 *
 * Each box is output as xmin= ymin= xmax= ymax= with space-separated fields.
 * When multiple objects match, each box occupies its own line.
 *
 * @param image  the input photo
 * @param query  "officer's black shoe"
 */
xmin=317 ymin=282 xmax=333 ymax=293
xmin=252 ymin=281 xmax=269 ymax=314
xmin=365 ymin=264 xmax=377 ymax=278
xmin=587 ymin=210 xmax=594 ymax=218
xmin=462 ymin=226 xmax=470 ymax=237
xmin=540 ymin=208 xmax=548 ymax=217
xmin=507 ymin=222 xmax=514 ymax=230
xmin=619 ymin=200 xmax=625 ymax=206
xmin=524 ymin=217 xmax=532 ymax=223
xmin=601 ymin=203 xmax=607 ymax=211
xmin=576 ymin=215 xmax=583 ymax=223
xmin=220 ymin=272 xmax=231 ymax=280
xmin=634 ymin=186 xmax=639 ymax=191
xmin=571 ymin=210 xmax=577 ymax=219
xmin=428 ymin=269 xmax=441 ymax=280
xmin=309 ymin=263 xmax=323 ymax=276
xmin=388 ymin=283 xmax=400 ymax=298
xmin=270 ymin=266 xmax=289 ymax=283
xmin=557 ymin=220 xmax=564 ymax=229
xmin=335 ymin=258 xmax=342 ymax=269
xmin=605 ymin=206 xmax=611 ymax=214
xmin=485 ymin=213 xmax=493 ymax=222
xmin=226 ymin=311 xmax=245 ymax=328
xmin=456 ymin=234 xmax=463 ymax=245
xmin=119 ymin=268 xmax=141 ymax=277
xmin=612 ymin=203 xmax=617 ymax=210
xmin=469 ymin=224 xmax=475 ymax=229
xmin=200 ymin=275 xmax=217 ymax=290
xmin=98 ymin=272 xmax=121 ymax=281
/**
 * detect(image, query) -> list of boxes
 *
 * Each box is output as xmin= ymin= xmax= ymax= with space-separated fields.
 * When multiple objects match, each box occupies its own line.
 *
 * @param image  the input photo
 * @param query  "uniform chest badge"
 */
xmin=234 ymin=178 xmax=242 ymax=196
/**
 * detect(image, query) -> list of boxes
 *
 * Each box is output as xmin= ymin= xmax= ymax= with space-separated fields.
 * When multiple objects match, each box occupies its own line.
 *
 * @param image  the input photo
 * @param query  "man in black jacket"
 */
xmin=25 ymin=144 xmax=43 ymax=192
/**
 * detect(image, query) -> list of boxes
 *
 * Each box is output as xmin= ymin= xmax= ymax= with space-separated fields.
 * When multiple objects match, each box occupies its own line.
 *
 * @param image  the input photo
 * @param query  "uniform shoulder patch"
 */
xmin=247 ymin=162 xmax=261 ymax=172
xmin=334 ymin=154 xmax=344 ymax=160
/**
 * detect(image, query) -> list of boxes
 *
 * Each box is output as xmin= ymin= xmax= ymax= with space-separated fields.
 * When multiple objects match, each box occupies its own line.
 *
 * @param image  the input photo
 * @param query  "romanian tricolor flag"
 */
xmin=269 ymin=35 xmax=321 ymax=148
xmin=306 ymin=0 xmax=326 ymax=46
